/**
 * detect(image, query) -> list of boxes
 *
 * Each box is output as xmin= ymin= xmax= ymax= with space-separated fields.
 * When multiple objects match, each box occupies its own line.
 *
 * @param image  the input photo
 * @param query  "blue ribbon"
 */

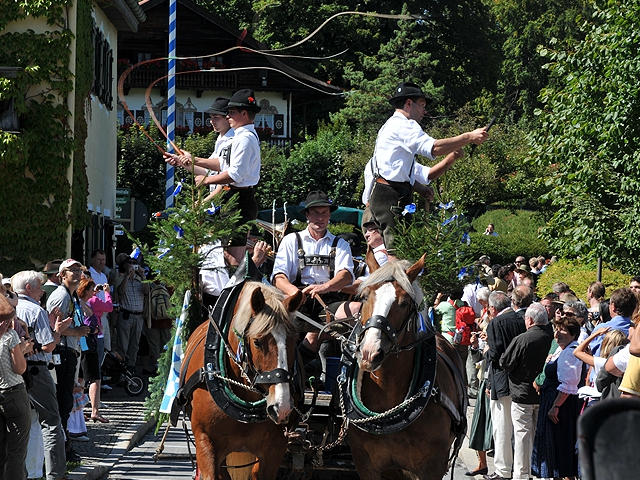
xmin=173 ymin=225 xmax=184 ymax=238
xmin=402 ymin=203 xmax=416 ymax=216
xmin=442 ymin=214 xmax=458 ymax=226
xmin=172 ymin=181 xmax=183 ymax=196
xmin=439 ymin=200 xmax=455 ymax=210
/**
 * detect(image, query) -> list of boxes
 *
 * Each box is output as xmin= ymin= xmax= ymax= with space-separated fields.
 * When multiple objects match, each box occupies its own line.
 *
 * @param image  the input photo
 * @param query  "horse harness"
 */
xmin=170 ymin=282 xmax=304 ymax=426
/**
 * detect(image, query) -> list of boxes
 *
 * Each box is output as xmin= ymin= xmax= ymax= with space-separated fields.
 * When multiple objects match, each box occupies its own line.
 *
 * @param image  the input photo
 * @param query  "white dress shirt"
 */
xmin=226 ymin=124 xmax=260 ymax=187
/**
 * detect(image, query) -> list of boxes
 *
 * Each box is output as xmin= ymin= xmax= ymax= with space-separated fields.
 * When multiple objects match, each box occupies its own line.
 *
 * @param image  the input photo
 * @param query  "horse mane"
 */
xmin=233 ymin=282 xmax=297 ymax=338
xmin=359 ymin=260 xmax=424 ymax=305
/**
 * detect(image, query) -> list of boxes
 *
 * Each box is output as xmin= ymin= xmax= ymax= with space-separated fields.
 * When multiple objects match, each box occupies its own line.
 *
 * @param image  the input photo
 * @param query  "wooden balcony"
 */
xmin=120 ymin=68 xmax=238 ymax=92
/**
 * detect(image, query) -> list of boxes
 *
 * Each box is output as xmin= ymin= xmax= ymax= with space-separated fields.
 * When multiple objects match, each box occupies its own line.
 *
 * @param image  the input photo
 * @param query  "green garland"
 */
xmin=0 ymin=1 xmax=93 ymax=273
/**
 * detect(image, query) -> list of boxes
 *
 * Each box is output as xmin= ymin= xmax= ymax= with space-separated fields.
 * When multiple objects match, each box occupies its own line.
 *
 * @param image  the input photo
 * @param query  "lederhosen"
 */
xmin=368 ymin=141 xmax=416 ymax=254
xmin=293 ymin=233 xmax=344 ymax=324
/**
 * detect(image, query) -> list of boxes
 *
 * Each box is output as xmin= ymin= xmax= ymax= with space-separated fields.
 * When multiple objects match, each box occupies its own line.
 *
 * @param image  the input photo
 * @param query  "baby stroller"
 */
xmin=101 ymin=351 xmax=146 ymax=396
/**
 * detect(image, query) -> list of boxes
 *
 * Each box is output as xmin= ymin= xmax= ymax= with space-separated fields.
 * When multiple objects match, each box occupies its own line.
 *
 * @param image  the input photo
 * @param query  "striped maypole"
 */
xmin=165 ymin=0 xmax=177 ymax=209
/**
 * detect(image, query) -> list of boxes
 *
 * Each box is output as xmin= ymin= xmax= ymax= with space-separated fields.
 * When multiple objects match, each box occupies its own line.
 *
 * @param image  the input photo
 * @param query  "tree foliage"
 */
xmin=530 ymin=0 xmax=640 ymax=273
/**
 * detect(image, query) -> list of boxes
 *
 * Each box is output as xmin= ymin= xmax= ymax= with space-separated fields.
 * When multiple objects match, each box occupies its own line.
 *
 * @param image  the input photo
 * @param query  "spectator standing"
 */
xmin=483 ymin=224 xmax=498 ymax=236
xmin=589 ymin=287 xmax=636 ymax=356
xmin=483 ymin=290 xmax=526 ymax=480
xmin=531 ymin=315 xmax=584 ymax=479
xmin=14 ymin=270 xmax=71 ymax=480
xmin=77 ymin=277 xmax=110 ymax=423
xmin=89 ymin=249 xmax=112 ymax=354
xmin=46 ymin=259 xmax=91 ymax=463
xmin=499 ymin=303 xmax=553 ymax=480
xmin=115 ymin=256 xmax=149 ymax=373
xmin=511 ymin=285 xmax=533 ymax=320
xmin=0 ymin=294 xmax=32 ymax=480
xmin=41 ymin=260 xmax=63 ymax=308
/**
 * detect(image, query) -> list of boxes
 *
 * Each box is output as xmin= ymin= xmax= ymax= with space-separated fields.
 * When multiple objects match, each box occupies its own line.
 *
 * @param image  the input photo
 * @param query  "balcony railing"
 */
xmin=120 ymin=68 xmax=238 ymax=90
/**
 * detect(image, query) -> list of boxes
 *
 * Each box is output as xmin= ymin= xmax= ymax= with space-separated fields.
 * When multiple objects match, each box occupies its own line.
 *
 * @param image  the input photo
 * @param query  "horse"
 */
xmin=181 ymin=281 xmax=303 ymax=480
xmin=347 ymin=253 xmax=468 ymax=480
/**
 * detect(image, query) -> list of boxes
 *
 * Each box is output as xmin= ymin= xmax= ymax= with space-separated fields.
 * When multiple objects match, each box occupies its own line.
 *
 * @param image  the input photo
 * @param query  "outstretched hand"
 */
xmin=468 ymin=127 xmax=489 ymax=145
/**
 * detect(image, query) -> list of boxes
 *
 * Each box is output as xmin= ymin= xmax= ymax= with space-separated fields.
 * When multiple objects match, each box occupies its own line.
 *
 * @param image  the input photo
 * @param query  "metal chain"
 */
xmin=348 ymin=381 xmax=431 ymax=425
xmin=210 ymin=371 xmax=264 ymax=395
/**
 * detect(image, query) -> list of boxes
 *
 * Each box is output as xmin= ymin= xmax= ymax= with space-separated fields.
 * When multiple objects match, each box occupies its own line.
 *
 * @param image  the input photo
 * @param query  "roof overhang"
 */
xmin=95 ymin=0 xmax=147 ymax=32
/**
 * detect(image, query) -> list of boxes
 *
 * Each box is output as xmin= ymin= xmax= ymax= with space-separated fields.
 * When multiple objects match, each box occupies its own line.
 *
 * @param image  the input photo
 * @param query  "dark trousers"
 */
xmin=0 ymin=383 xmax=31 ymax=480
xmin=369 ymin=181 xmax=413 ymax=254
xmin=53 ymin=346 xmax=78 ymax=434
xmin=223 ymin=188 xmax=258 ymax=247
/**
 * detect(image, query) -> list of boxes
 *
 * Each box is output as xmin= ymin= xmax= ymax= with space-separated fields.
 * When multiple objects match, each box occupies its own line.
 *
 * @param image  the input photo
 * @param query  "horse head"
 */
xmin=230 ymin=282 xmax=302 ymax=424
xmin=356 ymin=254 xmax=425 ymax=372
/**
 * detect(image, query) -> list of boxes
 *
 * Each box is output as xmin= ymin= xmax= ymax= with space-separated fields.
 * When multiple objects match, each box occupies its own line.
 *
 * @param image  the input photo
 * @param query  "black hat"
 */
xmin=361 ymin=207 xmax=380 ymax=230
xmin=227 ymin=89 xmax=261 ymax=113
xmin=204 ymin=96 xmax=230 ymax=115
xmin=388 ymin=82 xmax=432 ymax=106
xmin=303 ymin=191 xmax=338 ymax=212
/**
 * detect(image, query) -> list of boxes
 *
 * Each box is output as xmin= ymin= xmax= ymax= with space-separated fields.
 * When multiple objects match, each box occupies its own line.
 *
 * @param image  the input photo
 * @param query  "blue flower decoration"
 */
xmin=206 ymin=204 xmax=222 ymax=215
xmin=402 ymin=203 xmax=417 ymax=216
xmin=158 ymin=248 xmax=170 ymax=259
xmin=130 ymin=247 xmax=141 ymax=259
xmin=439 ymin=200 xmax=455 ymax=210
xmin=457 ymin=267 xmax=468 ymax=280
xmin=442 ymin=214 xmax=458 ymax=226
xmin=461 ymin=232 xmax=471 ymax=245
xmin=172 ymin=181 xmax=183 ymax=196
xmin=173 ymin=225 xmax=184 ymax=238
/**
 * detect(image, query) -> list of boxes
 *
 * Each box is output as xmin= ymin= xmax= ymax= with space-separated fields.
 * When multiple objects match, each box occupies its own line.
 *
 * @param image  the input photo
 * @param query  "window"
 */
xmin=92 ymin=26 xmax=113 ymax=110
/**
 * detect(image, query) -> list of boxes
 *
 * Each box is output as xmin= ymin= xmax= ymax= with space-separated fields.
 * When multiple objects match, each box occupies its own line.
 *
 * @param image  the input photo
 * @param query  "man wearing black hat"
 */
xmin=165 ymin=89 xmax=261 ymax=264
xmin=363 ymin=81 xmax=489 ymax=257
xmin=272 ymin=191 xmax=354 ymax=352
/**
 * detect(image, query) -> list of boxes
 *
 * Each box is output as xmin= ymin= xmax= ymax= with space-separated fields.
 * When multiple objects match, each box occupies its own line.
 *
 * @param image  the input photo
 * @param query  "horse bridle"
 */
xmin=356 ymin=279 xmax=420 ymax=356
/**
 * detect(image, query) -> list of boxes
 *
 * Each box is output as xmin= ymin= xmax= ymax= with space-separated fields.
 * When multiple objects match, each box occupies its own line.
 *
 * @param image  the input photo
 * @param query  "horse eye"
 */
xmin=253 ymin=339 xmax=262 ymax=349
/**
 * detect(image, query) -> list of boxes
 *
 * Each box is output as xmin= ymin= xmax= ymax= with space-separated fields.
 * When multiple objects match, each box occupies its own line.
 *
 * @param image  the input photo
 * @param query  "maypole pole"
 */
xmin=166 ymin=0 xmax=177 ymax=208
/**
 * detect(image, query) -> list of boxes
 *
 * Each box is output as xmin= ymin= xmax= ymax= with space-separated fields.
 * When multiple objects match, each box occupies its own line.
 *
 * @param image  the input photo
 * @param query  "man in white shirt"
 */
xmin=364 ymin=82 xmax=488 ymax=257
xmin=165 ymin=90 xmax=261 ymax=264
xmin=272 ymin=191 xmax=354 ymax=354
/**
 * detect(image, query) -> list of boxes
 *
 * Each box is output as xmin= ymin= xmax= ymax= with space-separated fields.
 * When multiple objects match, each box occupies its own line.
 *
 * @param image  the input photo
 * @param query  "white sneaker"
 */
xmin=101 ymin=384 xmax=113 ymax=390
xmin=99 ymin=402 xmax=109 ymax=408
xmin=70 ymin=434 xmax=90 ymax=442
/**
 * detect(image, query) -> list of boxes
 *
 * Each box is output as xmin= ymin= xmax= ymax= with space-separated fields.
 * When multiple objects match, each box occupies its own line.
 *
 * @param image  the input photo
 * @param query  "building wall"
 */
xmin=85 ymin=5 xmax=118 ymax=221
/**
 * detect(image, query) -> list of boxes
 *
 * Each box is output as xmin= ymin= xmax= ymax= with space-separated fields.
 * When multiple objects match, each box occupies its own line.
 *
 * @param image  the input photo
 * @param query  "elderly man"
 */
xmin=15 ymin=270 xmax=72 ymax=480
xmin=483 ymin=290 xmax=527 ymax=480
xmin=46 ymin=259 xmax=91 ymax=463
xmin=500 ymin=302 xmax=553 ymax=480
xmin=89 ymin=248 xmax=112 ymax=354
xmin=272 ymin=191 xmax=354 ymax=357
xmin=512 ymin=285 xmax=534 ymax=320
xmin=361 ymin=81 xmax=487 ymax=258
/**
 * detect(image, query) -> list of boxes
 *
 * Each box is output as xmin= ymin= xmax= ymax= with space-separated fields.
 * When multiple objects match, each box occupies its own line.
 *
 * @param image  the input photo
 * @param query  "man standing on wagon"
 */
xmin=165 ymin=89 xmax=261 ymax=265
xmin=362 ymin=81 xmax=489 ymax=258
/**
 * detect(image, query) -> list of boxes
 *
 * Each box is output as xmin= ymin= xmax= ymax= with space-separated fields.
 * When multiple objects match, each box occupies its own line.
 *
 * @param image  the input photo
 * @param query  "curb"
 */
xmin=67 ymin=414 xmax=157 ymax=480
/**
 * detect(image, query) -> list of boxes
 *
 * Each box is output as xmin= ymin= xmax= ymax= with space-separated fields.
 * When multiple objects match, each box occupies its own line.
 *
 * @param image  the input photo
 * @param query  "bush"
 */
xmin=466 ymin=209 xmax=550 ymax=265
xmin=536 ymin=259 xmax=630 ymax=302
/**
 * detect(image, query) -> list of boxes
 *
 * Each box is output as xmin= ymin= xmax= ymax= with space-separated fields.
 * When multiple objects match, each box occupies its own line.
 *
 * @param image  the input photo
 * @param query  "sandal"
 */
xmin=91 ymin=415 xmax=109 ymax=423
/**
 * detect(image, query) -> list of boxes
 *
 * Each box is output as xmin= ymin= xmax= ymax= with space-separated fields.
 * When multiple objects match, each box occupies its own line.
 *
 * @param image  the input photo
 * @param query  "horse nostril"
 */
xmin=372 ymin=351 xmax=384 ymax=364
xmin=267 ymin=405 xmax=278 ymax=420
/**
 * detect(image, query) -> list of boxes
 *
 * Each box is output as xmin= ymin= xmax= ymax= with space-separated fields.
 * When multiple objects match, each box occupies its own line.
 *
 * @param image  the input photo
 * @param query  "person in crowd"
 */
xmin=528 ymin=257 xmax=541 ymax=276
xmin=552 ymin=281 xmax=571 ymax=295
xmin=46 ymin=259 xmax=91 ymax=463
xmin=142 ymin=281 xmax=173 ymax=375
xmin=562 ymin=299 xmax=590 ymax=343
xmin=165 ymin=90 xmax=261 ymax=265
xmin=115 ymin=256 xmax=149 ymax=373
xmin=629 ymin=275 xmax=640 ymax=293
xmin=0 ymin=294 xmax=32 ymax=480
xmin=589 ymin=287 xmax=636 ymax=356
xmin=482 ymin=290 xmax=526 ymax=480
xmin=77 ymin=277 xmax=110 ymax=423
xmin=89 ymin=249 xmax=112 ymax=355
xmin=520 ymin=276 xmax=538 ymax=301
xmin=434 ymin=287 xmax=464 ymax=340
xmin=41 ymin=260 xmax=63 ymax=308
xmin=511 ymin=285 xmax=533 ymax=320
xmin=495 ymin=265 xmax=514 ymax=295
xmin=598 ymin=298 xmax=612 ymax=325
xmin=540 ymin=293 xmax=559 ymax=321
xmin=14 ymin=270 xmax=71 ymax=480
xmin=483 ymin=224 xmax=498 ymax=236
xmin=361 ymin=81 xmax=487 ymax=258
xmin=586 ymin=281 xmax=605 ymax=328
xmin=531 ymin=315 xmax=584 ymax=480
xmin=271 ymin=191 xmax=354 ymax=361
xmin=499 ymin=302 xmax=553 ymax=480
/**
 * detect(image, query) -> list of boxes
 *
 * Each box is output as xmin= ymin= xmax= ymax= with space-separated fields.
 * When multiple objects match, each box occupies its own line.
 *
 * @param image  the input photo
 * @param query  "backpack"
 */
xmin=454 ymin=305 xmax=478 ymax=346
xmin=149 ymin=284 xmax=172 ymax=320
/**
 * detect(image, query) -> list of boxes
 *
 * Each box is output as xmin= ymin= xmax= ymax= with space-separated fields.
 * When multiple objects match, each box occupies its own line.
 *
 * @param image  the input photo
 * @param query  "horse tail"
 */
xmin=226 ymin=452 xmax=257 ymax=480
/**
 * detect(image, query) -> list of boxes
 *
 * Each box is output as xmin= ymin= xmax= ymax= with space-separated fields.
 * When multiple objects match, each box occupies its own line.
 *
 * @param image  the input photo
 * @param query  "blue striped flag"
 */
xmin=159 ymin=290 xmax=190 ymax=413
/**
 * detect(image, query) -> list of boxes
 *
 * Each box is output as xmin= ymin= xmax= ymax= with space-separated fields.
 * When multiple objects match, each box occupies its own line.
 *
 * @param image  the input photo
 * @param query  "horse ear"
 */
xmin=250 ymin=286 xmax=266 ymax=316
xmin=366 ymin=247 xmax=380 ymax=273
xmin=406 ymin=253 xmax=426 ymax=283
xmin=284 ymin=290 xmax=303 ymax=313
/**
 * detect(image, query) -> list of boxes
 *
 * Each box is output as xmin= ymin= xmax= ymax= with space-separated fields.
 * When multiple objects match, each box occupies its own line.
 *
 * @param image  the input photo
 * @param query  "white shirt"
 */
xmin=207 ymin=128 xmax=235 ymax=190
xmin=226 ymin=124 xmax=260 ymax=187
xmin=17 ymin=295 xmax=55 ymax=363
xmin=552 ymin=341 xmax=584 ymax=395
xmin=362 ymin=158 xmax=432 ymax=204
xmin=271 ymin=227 xmax=354 ymax=286
xmin=613 ymin=344 xmax=630 ymax=372
xmin=200 ymin=241 xmax=230 ymax=296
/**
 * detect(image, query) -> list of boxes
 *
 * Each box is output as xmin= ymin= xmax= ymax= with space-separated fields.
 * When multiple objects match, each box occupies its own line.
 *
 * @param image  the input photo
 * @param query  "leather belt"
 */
xmin=122 ymin=308 xmax=144 ymax=315
xmin=223 ymin=185 xmax=254 ymax=191
xmin=375 ymin=177 xmax=390 ymax=185
xmin=27 ymin=361 xmax=47 ymax=366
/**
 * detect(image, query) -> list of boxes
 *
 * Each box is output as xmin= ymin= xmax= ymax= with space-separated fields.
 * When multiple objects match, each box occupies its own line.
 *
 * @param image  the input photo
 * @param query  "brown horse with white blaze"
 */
xmin=182 ymin=281 xmax=302 ymax=480
xmin=349 ymin=253 xmax=467 ymax=480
